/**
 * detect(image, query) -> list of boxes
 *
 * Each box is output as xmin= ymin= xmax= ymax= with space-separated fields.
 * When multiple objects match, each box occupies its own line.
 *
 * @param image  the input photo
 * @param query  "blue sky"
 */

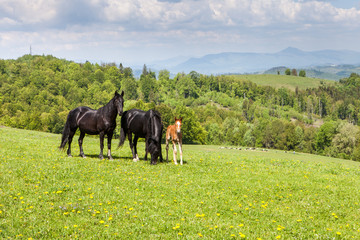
xmin=0 ymin=0 xmax=360 ymax=66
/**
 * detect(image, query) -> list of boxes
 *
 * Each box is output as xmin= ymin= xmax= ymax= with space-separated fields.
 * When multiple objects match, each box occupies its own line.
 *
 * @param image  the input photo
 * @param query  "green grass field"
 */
xmin=1 ymin=127 xmax=360 ymax=239
xmin=232 ymin=74 xmax=335 ymax=91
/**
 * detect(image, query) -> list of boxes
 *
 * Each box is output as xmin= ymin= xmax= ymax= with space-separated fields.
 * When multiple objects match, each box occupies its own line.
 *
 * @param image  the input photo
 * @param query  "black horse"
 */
xmin=118 ymin=109 xmax=163 ymax=165
xmin=60 ymin=91 xmax=124 ymax=160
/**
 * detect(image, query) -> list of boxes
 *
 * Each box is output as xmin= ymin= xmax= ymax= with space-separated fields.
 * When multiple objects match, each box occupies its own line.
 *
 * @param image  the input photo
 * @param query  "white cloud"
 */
xmin=1 ymin=0 xmax=360 ymax=62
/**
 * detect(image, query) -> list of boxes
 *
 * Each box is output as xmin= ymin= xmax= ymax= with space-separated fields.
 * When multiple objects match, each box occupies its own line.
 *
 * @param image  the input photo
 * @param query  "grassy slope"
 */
xmin=1 ymin=127 xmax=360 ymax=239
xmin=232 ymin=74 xmax=335 ymax=91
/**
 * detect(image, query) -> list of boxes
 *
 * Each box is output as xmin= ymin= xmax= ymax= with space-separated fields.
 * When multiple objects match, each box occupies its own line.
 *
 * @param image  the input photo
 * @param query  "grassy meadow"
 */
xmin=1 ymin=127 xmax=360 ymax=239
xmin=233 ymin=74 xmax=335 ymax=91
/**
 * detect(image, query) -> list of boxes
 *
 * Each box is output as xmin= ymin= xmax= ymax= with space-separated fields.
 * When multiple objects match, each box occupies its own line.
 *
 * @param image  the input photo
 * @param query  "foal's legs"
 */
xmin=173 ymin=141 xmax=178 ymax=165
xmin=179 ymin=140 xmax=183 ymax=165
xmin=78 ymin=131 xmax=86 ymax=158
xmin=107 ymin=131 xmax=114 ymax=160
xmin=165 ymin=138 xmax=170 ymax=162
xmin=99 ymin=132 xmax=105 ymax=160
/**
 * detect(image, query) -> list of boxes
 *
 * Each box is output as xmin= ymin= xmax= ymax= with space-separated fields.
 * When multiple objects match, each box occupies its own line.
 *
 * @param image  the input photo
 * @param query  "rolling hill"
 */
xmin=148 ymin=47 xmax=360 ymax=78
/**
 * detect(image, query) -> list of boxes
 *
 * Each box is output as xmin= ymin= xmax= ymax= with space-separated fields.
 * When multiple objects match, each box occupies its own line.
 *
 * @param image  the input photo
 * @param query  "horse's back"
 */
xmin=122 ymin=109 xmax=148 ymax=135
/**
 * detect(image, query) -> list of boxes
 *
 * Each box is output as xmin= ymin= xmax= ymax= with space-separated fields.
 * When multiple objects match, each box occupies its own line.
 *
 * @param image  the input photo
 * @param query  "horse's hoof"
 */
xmin=67 ymin=154 xmax=72 ymax=157
xmin=133 ymin=158 xmax=138 ymax=162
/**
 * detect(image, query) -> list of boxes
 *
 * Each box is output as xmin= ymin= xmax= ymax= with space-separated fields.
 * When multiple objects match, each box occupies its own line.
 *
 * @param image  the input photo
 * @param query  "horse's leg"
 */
xmin=159 ymin=141 xmax=164 ymax=162
xmin=173 ymin=141 xmax=178 ymax=165
xmin=67 ymin=129 xmax=76 ymax=157
xmin=133 ymin=136 xmax=140 ymax=161
xmin=179 ymin=139 xmax=183 ymax=165
xmin=128 ymin=132 xmax=137 ymax=162
xmin=107 ymin=131 xmax=114 ymax=160
xmin=78 ymin=131 xmax=86 ymax=158
xmin=99 ymin=132 xmax=105 ymax=160
xmin=144 ymin=137 xmax=148 ymax=161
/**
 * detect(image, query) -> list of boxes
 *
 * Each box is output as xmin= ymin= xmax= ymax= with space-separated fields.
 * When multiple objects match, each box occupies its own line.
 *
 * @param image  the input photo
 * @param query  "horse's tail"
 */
xmin=59 ymin=112 xmax=72 ymax=150
xmin=118 ymin=127 xmax=126 ymax=148
xmin=118 ymin=111 xmax=127 ymax=148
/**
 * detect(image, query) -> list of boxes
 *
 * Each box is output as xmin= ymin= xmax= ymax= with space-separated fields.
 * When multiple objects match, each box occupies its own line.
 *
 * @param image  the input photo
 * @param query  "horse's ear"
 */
xmin=174 ymin=117 xmax=177 ymax=122
xmin=115 ymin=91 xmax=119 ymax=96
xmin=121 ymin=90 xmax=124 ymax=97
xmin=180 ymin=117 xmax=183 ymax=121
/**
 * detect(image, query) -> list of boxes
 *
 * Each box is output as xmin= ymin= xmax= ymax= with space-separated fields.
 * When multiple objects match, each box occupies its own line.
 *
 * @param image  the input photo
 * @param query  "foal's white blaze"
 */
xmin=176 ymin=121 xmax=181 ymax=133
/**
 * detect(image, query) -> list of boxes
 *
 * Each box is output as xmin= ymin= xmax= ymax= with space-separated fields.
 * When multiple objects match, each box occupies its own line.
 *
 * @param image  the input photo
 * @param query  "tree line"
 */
xmin=1 ymin=54 xmax=360 ymax=161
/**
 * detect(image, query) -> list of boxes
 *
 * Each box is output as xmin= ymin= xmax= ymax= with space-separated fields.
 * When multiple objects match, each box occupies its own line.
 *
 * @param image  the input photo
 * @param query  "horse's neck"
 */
xmin=102 ymin=99 xmax=117 ymax=119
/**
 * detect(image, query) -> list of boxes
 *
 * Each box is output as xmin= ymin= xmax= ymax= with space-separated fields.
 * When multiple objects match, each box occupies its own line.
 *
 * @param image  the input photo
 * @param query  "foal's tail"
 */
xmin=59 ymin=112 xmax=72 ymax=150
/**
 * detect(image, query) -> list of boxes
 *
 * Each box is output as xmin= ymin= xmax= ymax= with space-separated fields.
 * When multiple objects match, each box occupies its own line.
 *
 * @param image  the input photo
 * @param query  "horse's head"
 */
xmin=114 ymin=91 xmax=124 ymax=116
xmin=175 ymin=117 xmax=182 ymax=133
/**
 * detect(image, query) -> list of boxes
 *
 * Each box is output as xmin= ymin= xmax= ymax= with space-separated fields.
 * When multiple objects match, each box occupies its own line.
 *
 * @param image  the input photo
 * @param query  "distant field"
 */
xmin=232 ymin=74 xmax=336 ymax=91
xmin=1 ymin=127 xmax=360 ymax=239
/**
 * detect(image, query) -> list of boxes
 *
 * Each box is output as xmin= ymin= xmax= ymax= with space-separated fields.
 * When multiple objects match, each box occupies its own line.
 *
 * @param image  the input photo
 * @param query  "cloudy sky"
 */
xmin=1 ymin=0 xmax=360 ymax=66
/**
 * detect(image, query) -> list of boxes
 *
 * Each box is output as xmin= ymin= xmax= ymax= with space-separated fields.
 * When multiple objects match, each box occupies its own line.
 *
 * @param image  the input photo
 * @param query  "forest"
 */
xmin=1 ymin=54 xmax=360 ymax=161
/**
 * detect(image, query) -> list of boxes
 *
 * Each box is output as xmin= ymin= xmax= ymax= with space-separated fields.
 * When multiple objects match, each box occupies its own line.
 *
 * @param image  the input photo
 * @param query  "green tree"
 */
xmin=315 ymin=121 xmax=339 ymax=155
xmin=121 ymin=77 xmax=138 ymax=100
xmin=331 ymin=122 xmax=359 ymax=159
xmin=299 ymin=70 xmax=306 ymax=77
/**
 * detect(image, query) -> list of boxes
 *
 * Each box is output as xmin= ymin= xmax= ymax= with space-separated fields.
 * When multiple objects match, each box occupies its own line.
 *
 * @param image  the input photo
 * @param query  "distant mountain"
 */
xmin=158 ymin=47 xmax=360 ymax=76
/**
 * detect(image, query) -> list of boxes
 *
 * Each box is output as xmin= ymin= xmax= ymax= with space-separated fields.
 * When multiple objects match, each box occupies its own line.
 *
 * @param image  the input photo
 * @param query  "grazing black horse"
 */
xmin=118 ymin=109 xmax=163 ymax=164
xmin=60 ymin=91 xmax=124 ymax=160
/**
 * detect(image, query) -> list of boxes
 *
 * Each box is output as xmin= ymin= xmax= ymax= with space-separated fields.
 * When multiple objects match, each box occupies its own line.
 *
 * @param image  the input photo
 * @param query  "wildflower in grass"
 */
xmin=277 ymin=225 xmax=285 ymax=231
xmin=336 ymin=232 xmax=341 ymax=235
xmin=73 ymin=225 xmax=78 ymax=228
xmin=99 ymin=220 xmax=105 ymax=224
xmin=198 ymin=233 xmax=203 ymax=237
xmin=239 ymin=232 xmax=246 ymax=238
xmin=297 ymin=219 xmax=302 ymax=222
xmin=178 ymin=233 xmax=183 ymax=236
xmin=276 ymin=235 xmax=281 ymax=239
